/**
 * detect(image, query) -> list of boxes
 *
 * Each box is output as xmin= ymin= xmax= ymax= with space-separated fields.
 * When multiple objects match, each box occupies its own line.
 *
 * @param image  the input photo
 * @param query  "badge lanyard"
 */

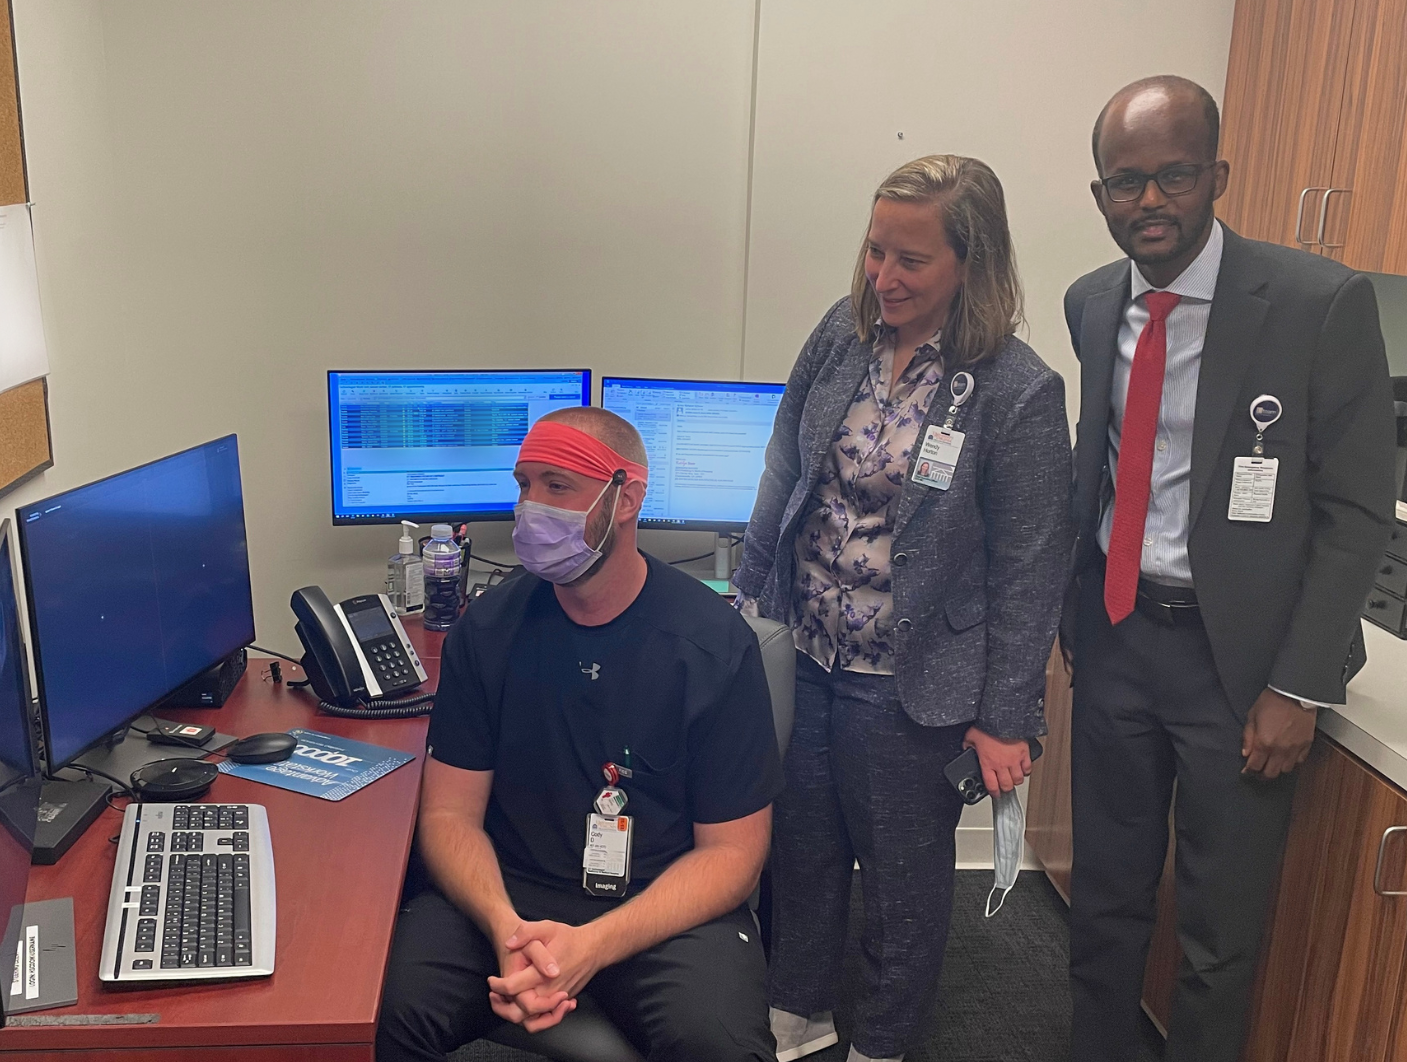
xmin=1228 ymin=394 xmax=1282 ymax=523
xmin=912 ymin=372 xmax=975 ymax=492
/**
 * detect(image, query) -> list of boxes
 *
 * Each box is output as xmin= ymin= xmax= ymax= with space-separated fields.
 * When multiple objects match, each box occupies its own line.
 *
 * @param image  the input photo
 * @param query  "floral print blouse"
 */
xmin=792 ymin=332 xmax=945 ymax=674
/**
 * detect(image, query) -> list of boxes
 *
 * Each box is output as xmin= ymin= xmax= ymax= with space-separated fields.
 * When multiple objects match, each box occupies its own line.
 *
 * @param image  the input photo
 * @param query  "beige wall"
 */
xmin=740 ymin=0 xmax=1238 ymax=413
xmin=7 ymin=0 xmax=758 ymax=654
xmin=6 ymin=0 xmax=1238 ymax=681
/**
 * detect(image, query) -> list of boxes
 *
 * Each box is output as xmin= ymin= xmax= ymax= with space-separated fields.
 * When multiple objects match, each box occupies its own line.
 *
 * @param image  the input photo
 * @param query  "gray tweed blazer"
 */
xmin=735 ymin=298 xmax=1073 ymax=739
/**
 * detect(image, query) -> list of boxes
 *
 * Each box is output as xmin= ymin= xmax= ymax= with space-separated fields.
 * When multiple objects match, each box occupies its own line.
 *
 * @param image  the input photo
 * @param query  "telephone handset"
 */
xmin=290 ymin=586 xmax=433 ymax=718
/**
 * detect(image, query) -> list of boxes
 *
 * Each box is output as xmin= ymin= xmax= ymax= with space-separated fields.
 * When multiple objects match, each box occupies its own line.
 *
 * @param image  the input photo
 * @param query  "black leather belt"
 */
xmin=1134 ymin=579 xmax=1201 ymax=627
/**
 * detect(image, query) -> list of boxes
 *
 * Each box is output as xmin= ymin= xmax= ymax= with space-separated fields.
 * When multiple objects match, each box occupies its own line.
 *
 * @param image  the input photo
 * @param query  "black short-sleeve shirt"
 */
xmin=426 ymin=553 xmax=784 ymax=895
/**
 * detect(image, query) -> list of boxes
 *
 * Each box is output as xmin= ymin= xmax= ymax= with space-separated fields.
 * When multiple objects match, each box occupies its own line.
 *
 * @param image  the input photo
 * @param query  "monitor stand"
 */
xmin=714 ymin=533 xmax=732 ymax=582
xmin=33 ymin=716 xmax=236 ymax=864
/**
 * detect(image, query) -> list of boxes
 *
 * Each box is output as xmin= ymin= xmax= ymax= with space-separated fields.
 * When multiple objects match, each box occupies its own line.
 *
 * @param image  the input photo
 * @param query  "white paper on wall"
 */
xmin=0 ymin=204 xmax=49 ymax=394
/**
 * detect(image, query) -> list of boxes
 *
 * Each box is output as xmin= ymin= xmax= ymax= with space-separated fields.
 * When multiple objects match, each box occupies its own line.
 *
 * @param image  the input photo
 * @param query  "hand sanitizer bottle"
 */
xmin=387 ymin=520 xmax=424 ymax=616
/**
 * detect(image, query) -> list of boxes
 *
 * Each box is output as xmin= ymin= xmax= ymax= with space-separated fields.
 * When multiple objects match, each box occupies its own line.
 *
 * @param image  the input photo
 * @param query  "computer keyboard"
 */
xmin=100 ymin=802 xmax=275 ymax=983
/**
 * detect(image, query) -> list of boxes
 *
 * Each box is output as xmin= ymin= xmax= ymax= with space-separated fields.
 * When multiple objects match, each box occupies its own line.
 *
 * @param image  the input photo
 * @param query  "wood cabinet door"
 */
xmin=1218 ymin=0 xmax=1362 ymax=249
xmin=1318 ymin=0 xmax=1407 ymax=273
xmin=1273 ymin=741 xmax=1407 ymax=1062
xmin=1025 ymin=643 xmax=1073 ymax=900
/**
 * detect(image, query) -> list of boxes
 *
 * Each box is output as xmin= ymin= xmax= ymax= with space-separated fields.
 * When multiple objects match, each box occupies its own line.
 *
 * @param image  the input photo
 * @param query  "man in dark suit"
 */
xmin=1063 ymin=75 xmax=1397 ymax=1062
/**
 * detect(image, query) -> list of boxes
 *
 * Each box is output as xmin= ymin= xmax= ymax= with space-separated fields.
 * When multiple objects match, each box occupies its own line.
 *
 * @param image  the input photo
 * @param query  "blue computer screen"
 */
xmin=0 ymin=526 xmax=33 ymax=778
xmin=600 ymin=377 xmax=785 ymax=530
xmin=328 ymin=369 xmax=592 ymax=524
xmin=17 ymin=436 xmax=255 ymax=768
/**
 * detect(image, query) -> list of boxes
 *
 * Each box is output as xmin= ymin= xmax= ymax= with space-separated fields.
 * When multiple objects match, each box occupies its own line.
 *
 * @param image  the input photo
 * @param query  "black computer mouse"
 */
xmin=225 ymin=732 xmax=298 ymax=764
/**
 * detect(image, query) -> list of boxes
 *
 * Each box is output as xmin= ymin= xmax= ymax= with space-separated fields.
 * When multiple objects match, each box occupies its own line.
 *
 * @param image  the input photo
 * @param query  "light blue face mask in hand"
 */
xmin=512 ymin=477 xmax=620 ymax=585
xmin=986 ymin=785 xmax=1025 ymax=917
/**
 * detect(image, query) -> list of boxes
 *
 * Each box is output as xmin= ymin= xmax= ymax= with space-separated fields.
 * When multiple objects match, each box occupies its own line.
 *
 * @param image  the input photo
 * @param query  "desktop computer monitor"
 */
xmin=17 ymin=435 xmax=255 ymax=770
xmin=0 ymin=520 xmax=40 ymax=1026
xmin=600 ymin=376 xmax=785 ymax=532
xmin=328 ymin=368 xmax=592 ymax=524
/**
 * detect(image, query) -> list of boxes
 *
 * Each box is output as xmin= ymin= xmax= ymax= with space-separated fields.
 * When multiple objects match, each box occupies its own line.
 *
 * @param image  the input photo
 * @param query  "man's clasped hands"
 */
xmin=488 ymin=918 xmax=606 ymax=1032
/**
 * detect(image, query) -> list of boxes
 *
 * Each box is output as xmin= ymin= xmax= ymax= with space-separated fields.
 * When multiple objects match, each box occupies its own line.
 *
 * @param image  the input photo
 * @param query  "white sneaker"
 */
xmin=770 ymin=1007 xmax=839 ymax=1062
xmin=846 ymin=1048 xmax=903 ymax=1062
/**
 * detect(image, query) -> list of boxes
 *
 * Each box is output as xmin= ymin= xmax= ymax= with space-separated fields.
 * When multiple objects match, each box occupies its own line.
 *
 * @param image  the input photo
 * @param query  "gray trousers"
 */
xmin=768 ymin=651 xmax=968 ymax=1059
xmin=1069 ymin=570 xmax=1298 ymax=1062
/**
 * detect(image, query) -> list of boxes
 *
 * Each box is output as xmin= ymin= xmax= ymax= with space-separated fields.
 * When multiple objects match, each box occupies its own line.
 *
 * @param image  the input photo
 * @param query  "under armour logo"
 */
xmin=581 ymin=662 xmax=601 ymax=681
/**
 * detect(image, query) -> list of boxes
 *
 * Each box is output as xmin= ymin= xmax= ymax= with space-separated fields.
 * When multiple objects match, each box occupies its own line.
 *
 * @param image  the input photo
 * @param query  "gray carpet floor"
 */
xmin=451 ymin=870 xmax=1165 ymax=1062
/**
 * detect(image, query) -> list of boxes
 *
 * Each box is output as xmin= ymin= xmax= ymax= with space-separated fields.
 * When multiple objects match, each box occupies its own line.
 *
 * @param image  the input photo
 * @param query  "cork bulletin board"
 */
xmin=0 ymin=0 xmax=52 ymax=499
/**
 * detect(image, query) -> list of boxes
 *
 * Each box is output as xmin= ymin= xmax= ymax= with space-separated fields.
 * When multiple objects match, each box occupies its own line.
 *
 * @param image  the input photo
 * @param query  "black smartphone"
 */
xmin=943 ymin=738 xmax=1044 ymax=805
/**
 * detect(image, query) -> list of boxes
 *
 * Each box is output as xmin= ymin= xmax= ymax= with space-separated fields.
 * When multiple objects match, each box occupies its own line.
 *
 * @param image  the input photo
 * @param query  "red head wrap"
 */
xmin=516 ymin=420 xmax=648 ymax=486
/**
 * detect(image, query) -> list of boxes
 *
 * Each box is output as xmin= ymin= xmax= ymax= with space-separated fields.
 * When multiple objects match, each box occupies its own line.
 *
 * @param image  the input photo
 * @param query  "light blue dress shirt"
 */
xmin=1097 ymin=220 xmax=1224 ymax=587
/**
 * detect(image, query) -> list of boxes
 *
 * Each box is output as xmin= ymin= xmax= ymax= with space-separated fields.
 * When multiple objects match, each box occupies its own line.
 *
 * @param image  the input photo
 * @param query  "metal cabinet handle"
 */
xmin=1296 ymin=187 xmax=1328 ymax=245
xmin=1374 ymin=825 xmax=1407 ymax=896
xmin=1317 ymin=188 xmax=1352 ymax=249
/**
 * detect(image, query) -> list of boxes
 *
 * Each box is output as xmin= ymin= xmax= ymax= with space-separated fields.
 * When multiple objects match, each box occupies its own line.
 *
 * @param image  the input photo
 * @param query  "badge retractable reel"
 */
xmin=1228 ymin=394 xmax=1283 ymax=524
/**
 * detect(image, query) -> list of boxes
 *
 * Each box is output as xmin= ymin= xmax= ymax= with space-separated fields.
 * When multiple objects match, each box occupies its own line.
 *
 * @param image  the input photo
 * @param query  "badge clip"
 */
xmin=1249 ymin=394 xmax=1282 ymax=457
xmin=942 ymin=372 xmax=975 ymax=430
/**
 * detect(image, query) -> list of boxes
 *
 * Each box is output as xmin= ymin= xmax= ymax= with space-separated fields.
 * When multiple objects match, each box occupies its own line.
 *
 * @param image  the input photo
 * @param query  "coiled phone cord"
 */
xmin=316 ymin=690 xmax=435 ymax=719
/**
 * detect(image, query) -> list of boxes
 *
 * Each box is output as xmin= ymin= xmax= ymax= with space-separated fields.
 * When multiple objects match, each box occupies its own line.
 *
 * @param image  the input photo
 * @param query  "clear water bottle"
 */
xmin=421 ymin=524 xmax=461 ymax=631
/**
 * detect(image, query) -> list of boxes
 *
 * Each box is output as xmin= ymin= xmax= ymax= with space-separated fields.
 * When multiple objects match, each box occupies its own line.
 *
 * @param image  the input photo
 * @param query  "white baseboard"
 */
xmin=954 ymin=825 xmax=1046 ymax=871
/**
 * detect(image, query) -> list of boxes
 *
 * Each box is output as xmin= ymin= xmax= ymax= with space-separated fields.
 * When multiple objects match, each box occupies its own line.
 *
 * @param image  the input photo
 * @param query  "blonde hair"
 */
xmin=851 ymin=154 xmax=1024 ymax=368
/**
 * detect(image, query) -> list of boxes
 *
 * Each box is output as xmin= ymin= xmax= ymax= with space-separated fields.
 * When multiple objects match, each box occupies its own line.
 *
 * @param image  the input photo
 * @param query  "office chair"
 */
xmin=483 ymin=613 xmax=796 ymax=1062
xmin=1393 ymin=376 xmax=1406 ymax=502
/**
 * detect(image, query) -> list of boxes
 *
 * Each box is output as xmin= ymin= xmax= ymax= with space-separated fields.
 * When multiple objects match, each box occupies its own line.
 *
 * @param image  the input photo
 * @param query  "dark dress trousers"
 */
xmin=1064 ymin=226 xmax=1397 ymax=1062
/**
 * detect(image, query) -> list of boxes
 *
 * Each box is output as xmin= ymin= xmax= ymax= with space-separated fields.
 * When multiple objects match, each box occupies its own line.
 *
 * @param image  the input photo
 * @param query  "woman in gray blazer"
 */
xmin=734 ymin=155 xmax=1072 ymax=1062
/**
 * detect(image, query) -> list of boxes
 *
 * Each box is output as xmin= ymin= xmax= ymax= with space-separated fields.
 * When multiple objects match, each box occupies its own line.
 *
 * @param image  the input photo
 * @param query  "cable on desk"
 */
xmin=666 ymin=533 xmax=745 ymax=567
xmin=249 ymin=644 xmax=303 ymax=665
xmin=54 ymin=763 xmax=138 ymax=805
xmin=469 ymin=552 xmax=518 ymax=569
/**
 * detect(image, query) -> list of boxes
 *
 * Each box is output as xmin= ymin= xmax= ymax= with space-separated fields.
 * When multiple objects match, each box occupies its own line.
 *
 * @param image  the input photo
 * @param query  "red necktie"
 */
xmin=1104 ymin=290 xmax=1181 ymax=624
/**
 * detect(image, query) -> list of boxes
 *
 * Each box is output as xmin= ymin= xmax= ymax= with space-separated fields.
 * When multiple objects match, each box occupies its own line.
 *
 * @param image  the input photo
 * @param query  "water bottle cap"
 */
xmin=431 ymin=524 xmax=453 ymax=539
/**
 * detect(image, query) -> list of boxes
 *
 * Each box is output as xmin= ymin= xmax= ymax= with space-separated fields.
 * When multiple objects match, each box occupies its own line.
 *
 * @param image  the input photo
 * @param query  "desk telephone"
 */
xmin=290 ymin=586 xmax=434 ymax=718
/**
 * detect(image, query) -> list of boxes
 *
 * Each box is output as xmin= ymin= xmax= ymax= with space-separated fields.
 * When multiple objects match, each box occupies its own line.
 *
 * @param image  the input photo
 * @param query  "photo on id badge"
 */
xmin=912 ymin=426 xmax=965 ymax=491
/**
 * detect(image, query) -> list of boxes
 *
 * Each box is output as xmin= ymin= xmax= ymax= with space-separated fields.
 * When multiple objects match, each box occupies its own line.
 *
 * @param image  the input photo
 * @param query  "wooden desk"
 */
xmin=0 ymin=623 xmax=443 ymax=1061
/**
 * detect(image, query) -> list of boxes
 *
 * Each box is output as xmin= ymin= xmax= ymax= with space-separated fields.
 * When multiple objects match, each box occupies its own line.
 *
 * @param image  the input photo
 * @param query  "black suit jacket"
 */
xmin=1065 ymin=225 xmax=1396 ymax=716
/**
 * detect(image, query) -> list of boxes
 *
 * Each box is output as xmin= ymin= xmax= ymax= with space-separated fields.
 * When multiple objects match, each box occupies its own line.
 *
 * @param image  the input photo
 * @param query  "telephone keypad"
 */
xmin=367 ymin=636 xmax=417 ymax=691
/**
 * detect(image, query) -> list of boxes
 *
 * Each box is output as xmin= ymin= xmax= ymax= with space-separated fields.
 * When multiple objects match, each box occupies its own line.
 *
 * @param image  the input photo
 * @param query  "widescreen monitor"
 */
xmin=328 ymin=369 xmax=592 ymax=524
xmin=0 ymin=521 xmax=41 ymax=1026
xmin=18 ymin=436 xmax=255 ymax=769
xmin=600 ymin=376 xmax=785 ymax=531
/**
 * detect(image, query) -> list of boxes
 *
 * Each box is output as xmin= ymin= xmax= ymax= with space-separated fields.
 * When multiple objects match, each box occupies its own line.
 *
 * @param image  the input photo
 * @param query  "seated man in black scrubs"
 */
xmin=377 ymin=408 xmax=783 ymax=1062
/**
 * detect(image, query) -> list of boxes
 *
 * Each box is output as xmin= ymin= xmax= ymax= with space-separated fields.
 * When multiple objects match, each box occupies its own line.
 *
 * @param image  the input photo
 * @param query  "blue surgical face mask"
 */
xmin=512 ymin=478 xmax=619 ymax=585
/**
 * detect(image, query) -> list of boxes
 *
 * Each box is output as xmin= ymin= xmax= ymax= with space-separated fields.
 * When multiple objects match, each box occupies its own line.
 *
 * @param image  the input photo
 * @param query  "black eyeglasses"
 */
xmin=1100 ymin=163 xmax=1210 ymax=203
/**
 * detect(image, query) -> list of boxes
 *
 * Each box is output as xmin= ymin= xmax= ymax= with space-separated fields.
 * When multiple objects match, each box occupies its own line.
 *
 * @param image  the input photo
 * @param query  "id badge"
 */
xmin=1228 ymin=456 xmax=1279 ymax=522
xmin=583 ymin=813 xmax=632 ymax=898
xmin=912 ymin=426 xmax=966 ymax=491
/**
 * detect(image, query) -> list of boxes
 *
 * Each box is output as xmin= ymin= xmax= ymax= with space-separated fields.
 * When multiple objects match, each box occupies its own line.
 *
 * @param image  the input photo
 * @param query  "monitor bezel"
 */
xmin=599 ymin=374 xmax=785 ymax=534
xmin=16 ymin=435 xmax=256 ymax=772
xmin=0 ymin=519 xmax=36 ymax=781
xmin=327 ymin=367 xmax=593 ymax=526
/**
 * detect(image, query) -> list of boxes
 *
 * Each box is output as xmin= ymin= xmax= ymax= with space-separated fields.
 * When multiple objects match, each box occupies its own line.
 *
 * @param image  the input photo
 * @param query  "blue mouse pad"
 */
xmin=217 ymin=729 xmax=415 ymax=801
